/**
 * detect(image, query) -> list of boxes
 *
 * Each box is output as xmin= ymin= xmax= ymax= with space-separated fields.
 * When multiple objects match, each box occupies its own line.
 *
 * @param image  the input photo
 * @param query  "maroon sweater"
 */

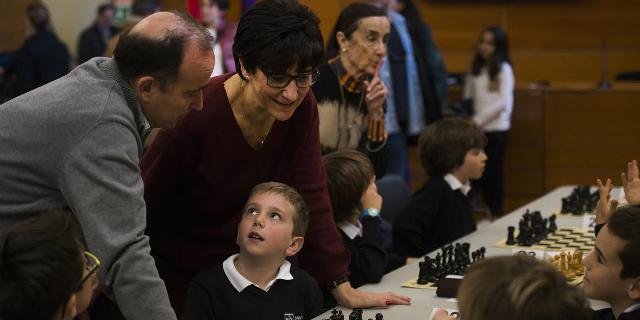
xmin=142 ymin=74 xmax=349 ymax=309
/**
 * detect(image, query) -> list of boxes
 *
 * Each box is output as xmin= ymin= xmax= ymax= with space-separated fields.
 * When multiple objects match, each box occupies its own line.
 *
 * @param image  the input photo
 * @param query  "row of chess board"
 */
xmin=403 ymin=209 xmax=595 ymax=290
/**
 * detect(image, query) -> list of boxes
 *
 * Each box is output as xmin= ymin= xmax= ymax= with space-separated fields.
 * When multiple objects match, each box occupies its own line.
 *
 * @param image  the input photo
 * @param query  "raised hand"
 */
xmin=363 ymin=61 xmax=387 ymax=120
xmin=361 ymin=179 xmax=382 ymax=211
xmin=621 ymin=160 xmax=640 ymax=206
xmin=595 ymin=178 xmax=618 ymax=224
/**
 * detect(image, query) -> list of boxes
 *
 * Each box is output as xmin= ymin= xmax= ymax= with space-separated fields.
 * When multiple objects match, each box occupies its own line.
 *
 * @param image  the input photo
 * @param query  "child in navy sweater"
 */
xmin=323 ymin=149 xmax=408 ymax=288
xmin=183 ymin=182 xmax=323 ymax=320
xmin=393 ymin=117 xmax=487 ymax=257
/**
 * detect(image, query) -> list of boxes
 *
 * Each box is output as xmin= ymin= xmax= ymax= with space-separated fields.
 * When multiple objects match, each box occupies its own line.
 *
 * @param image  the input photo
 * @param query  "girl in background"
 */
xmin=464 ymin=26 xmax=514 ymax=217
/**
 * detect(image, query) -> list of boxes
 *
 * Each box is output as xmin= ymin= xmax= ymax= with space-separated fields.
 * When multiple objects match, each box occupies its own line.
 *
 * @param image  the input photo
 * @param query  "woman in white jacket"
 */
xmin=464 ymin=26 xmax=514 ymax=217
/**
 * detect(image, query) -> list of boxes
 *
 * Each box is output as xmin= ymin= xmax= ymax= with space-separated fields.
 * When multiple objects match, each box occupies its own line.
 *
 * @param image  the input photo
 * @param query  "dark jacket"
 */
xmin=5 ymin=28 xmax=69 ymax=98
xmin=77 ymin=23 xmax=119 ymax=64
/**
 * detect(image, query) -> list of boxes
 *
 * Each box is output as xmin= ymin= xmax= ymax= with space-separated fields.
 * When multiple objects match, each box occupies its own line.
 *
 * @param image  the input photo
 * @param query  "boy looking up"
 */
xmin=183 ymin=182 xmax=322 ymax=320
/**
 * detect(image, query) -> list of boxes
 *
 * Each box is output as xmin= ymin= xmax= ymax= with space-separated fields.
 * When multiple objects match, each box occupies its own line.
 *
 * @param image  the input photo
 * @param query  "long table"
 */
xmin=314 ymin=186 xmax=612 ymax=320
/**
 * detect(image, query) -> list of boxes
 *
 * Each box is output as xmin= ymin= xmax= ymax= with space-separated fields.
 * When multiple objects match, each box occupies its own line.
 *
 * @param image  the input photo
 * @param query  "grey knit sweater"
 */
xmin=0 ymin=58 xmax=176 ymax=320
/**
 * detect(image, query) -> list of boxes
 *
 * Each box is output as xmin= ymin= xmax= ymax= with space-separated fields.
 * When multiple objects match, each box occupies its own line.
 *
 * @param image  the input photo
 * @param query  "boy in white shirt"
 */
xmin=183 ymin=182 xmax=322 ymax=320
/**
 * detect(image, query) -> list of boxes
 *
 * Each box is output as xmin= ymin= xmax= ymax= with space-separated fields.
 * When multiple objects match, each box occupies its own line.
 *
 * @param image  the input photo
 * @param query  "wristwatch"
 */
xmin=360 ymin=207 xmax=380 ymax=218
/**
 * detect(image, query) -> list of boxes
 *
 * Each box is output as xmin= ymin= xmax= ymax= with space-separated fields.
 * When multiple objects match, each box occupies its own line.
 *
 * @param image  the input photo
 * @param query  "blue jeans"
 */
xmin=385 ymin=133 xmax=410 ymax=183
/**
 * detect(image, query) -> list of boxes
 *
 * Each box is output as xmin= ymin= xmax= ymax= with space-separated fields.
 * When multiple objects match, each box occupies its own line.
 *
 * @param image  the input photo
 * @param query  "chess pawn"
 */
xmin=573 ymin=249 xmax=583 ymax=265
xmin=560 ymin=251 xmax=568 ymax=272
xmin=573 ymin=250 xmax=585 ymax=275
xmin=506 ymin=226 xmax=516 ymax=245
xmin=567 ymin=252 xmax=574 ymax=268
xmin=549 ymin=214 xmax=558 ymax=233
xmin=479 ymin=247 xmax=486 ymax=259
xmin=561 ymin=198 xmax=570 ymax=213
xmin=375 ymin=313 xmax=384 ymax=320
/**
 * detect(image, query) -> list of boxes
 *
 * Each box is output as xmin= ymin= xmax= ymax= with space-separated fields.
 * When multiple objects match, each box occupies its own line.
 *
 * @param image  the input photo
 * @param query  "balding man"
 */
xmin=0 ymin=12 xmax=214 ymax=320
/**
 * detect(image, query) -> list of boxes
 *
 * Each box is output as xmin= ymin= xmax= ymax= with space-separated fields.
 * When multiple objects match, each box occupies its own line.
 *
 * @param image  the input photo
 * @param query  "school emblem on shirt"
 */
xmin=284 ymin=313 xmax=303 ymax=320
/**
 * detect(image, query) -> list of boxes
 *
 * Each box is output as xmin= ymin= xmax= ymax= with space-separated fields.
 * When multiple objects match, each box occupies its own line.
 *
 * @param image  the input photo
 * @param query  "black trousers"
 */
xmin=473 ymin=130 xmax=509 ymax=217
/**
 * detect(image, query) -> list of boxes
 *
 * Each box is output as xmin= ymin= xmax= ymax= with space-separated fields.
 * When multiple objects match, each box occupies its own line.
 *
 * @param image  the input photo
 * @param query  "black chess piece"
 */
xmin=375 ymin=313 xmax=383 ymax=320
xmin=506 ymin=226 xmax=516 ymax=245
xmin=418 ymin=257 xmax=431 ymax=284
xmin=479 ymin=247 xmax=486 ymax=259
xmin=549 ymin=214 xmax=558 ymax=233
xmin=517 ymin=218 xmax=529 ymax=246
xmin=349 ymin=308 xmax=363 ymax=320
xmin=329 ymin=309 xmax=344 ymax=320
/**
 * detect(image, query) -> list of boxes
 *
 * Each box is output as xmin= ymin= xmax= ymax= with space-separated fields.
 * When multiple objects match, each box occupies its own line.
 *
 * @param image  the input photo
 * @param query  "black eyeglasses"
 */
xmin=266 ymin=69 xmax=320 ymax=88
xmin=77 ymin=251 xmax=100 ymax=290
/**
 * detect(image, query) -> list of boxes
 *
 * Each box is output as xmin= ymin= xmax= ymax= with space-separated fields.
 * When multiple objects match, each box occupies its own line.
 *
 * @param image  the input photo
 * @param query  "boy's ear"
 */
xmin=628 ymin=276 xmax=640 ymax=300
xmin=285 ymin=236 xmax=304 ymax=257
xmin=62 ymin=294 xmax=78 ymax=320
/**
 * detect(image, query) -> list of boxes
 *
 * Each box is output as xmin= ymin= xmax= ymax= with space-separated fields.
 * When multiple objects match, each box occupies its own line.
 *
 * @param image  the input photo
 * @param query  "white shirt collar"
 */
xmin=337 ymin=219 xmax=363 ymax=240
xmin=624 ymin=303 xmax=640 ymax=313
xmin=222 ymin=254 xmax=293 ymax=292
xmin=444 ymin=173 xmax=471 ymax=196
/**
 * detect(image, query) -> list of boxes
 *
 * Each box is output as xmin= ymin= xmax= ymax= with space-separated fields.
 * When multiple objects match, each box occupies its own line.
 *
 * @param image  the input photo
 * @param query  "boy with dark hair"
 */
xmin=323 ymin=149 xmax=409 ymax=288
xmin=393 ymin=117 xmax=487 ymax=257
xmin=182 ymin=182 xmax=322 ymax=320
xmin=0 ymin=209 xmax=99 ymax=320
xmin=588 ymin=161 xmax=640 ymax=320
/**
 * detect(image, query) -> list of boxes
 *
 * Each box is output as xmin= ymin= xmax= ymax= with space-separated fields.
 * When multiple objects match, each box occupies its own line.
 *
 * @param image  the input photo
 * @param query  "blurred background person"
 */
xmin=199 ymin=0 xmax=236 ymax=76
xmin=317 ymin=2 xmax=390 ymax=178
xmin=103 ymin=0 xmax=160 ymax=58
xmin=77 ymin=3 xmax=119 ymax=64
xmin=464 ymin=26 xmax=514 ymax=218
xmin=363 ymin=0 xmax=446 ymax=183
xmin=3 ymin=1 xmax=69 ymax=100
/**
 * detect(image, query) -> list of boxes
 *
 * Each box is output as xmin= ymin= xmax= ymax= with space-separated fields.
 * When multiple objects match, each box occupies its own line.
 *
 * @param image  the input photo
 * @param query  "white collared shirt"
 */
xmin=625 ymin=303 xmax=640 ymax=313
xmin=222 ymin=254 xmax=293 ymax=292
xmin=337 ymin=219 xmax=363 ymax=240
xmin=444 ymin=173 xmax=471 ymax=196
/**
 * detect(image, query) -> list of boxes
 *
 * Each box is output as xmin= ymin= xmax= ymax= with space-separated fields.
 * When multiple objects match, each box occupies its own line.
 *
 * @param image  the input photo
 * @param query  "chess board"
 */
xmin=494 ymin=227 xmax=595 ymax=252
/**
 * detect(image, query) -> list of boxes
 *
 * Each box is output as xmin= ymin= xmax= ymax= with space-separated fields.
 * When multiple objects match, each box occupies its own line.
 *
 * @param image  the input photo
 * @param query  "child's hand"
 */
xmin=621 ymin=160 xmax=640 ymax=206
xmin=431 ymin=308 xmax=458 ymax=320
xmin=596 ymin=178 xmax=618 ymax=224
xmin=361 ymin=180 xmax=382 ymax=211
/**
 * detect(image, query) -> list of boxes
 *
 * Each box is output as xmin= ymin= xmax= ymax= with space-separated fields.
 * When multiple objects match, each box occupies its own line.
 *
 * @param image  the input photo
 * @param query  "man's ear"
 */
xmin=285 ymin=236 xmax=304 ymax=257
xmin=133 ymin=76 xmax=155 ymax=104
xmin=62 ymin=293 xmax=78 ymax=320
xmin=628 ymin=276 xmax=640 ymax=300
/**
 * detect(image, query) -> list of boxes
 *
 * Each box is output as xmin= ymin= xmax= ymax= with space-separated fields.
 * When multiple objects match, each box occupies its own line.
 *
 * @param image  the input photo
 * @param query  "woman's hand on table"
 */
xmin=332 ymin=281 xmax=411 ymax=308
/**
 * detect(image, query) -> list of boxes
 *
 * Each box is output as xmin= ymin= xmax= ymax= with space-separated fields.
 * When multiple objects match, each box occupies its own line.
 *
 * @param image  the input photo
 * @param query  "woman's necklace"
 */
xmin=238 ymin=81 xmax=272 ymax=149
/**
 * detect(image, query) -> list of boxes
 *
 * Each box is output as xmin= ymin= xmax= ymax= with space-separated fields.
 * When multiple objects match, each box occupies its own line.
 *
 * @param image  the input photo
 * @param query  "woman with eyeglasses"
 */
xmin=314 ymin=3 xmax=391 ymax=178
xmin=141 ymin=0 xmax=409 ymax=315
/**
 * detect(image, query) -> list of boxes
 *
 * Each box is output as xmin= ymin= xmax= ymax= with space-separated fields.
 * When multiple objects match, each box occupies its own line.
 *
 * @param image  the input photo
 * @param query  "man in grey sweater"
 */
xmin=0 ymin=11 xmax=214 ymax=320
